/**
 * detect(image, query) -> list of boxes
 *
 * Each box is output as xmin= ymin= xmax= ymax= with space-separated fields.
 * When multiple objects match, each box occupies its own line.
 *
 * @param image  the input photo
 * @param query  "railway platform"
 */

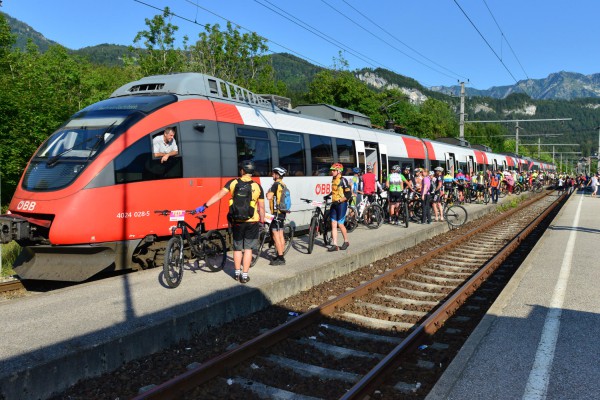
xmin=0 ymin=192 xmax=538 ymax=400
xmin=427 ymin=191 xmax=600 ymax=399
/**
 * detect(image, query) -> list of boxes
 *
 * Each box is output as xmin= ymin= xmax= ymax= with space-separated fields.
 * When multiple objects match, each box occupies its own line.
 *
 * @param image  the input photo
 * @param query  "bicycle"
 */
xmin=387 ymin=189 xmax=410 ymax=228
xmin=250 ymin=214 xmax=295 ymax=267
xmin=154 ymin=210 xmax=227 ymax=288
xmin=301 ymin=197 xmax=333 ymax=254
xmin=348 ymin=194 xmax=384 ymax=229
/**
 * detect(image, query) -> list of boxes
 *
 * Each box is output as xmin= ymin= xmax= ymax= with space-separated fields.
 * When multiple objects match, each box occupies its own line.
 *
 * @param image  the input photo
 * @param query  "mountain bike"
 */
xmin=301 ymin=197 xmax=332 ymax=254
xmin=154 ymin=210 xmax=227 ymax=288
xmin=250 ymin=214 xmax=295 ymax=267
xmin=348 ymin=194 xmax=384 ymax=229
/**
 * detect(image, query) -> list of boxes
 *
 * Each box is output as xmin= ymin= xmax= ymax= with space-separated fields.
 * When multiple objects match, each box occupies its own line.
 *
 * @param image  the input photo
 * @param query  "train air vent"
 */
xmin=129 ymin=83 xmax=165 ymax=92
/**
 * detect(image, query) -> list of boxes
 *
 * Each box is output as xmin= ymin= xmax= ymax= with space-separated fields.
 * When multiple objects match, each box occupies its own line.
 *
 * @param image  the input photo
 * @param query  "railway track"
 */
xmin=132 ymin=192 xmax=563 ymax=400
xmin=0 ymin=278 xmax=24 ymax=294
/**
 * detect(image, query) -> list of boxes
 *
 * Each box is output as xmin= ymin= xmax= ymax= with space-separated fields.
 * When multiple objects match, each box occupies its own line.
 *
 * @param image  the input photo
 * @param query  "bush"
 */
xmin=1 ymin=241 xmax=20 ymax=277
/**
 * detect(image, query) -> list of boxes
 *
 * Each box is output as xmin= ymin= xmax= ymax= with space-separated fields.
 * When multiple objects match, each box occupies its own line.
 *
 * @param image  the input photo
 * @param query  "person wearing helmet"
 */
xmin=196 ymin=160 xmax=265 ymax=283
xmin=351 ymin=167 xmax=363 ymax=206
xmin=327 ymin=163 xmax=350 ymax=251
xmin=386 ymin=165 xmax=408 ymax=225
xmin=266 ymin=167 xmax=289 ymax=265
xmin=362 ymin=164 xmax=377 ymax=201
xmin=455 ymin=168 xmax=467 ymax=202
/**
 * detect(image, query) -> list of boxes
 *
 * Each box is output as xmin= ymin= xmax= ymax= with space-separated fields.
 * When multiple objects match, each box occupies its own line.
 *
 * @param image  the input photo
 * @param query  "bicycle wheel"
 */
xmin=164 ymin=236 xmax=184 ymax=288
xmin=364 ymin=204 xmax=383 ymax=229
xmin=412 ymin=199 xmax=423 ymax=221
xmin=483 ymin=189 xmax=490 ymax=204
xmin=251 ymin=228 xmax=269 ymax=267
xmin=534 ymin=183 xmax=543 ymax=193
xmin=514 ymin=184 xmax=522 ymax=195
xmin=322 ymin=219 xmax=333 ymax=246
xmin=307 ymin=216 xmax=318 ymax=254
xmin=201 ymin=230 xmax=227 ymax=271
xmin=498 ymin=182 xmax=507 ymax=198
xmin=283 ymin=223 xmax=294 ymax=255
xmin=445 ymin=205 xmax=468 ymax=228
xmin=401 ymin=201 xmax=410 ymax=228
xmin=344 ymin=206 xmax=358 ymax=232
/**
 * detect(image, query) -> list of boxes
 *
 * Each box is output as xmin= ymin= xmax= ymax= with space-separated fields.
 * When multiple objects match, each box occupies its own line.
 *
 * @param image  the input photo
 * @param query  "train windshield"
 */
xmin=22 ymin=95 xmax=177 ymax=191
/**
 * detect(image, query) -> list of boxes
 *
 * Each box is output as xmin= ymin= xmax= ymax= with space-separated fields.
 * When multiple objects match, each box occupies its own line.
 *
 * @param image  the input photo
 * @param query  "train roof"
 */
xmin=110 ymin=72 xmax=276 ymax=110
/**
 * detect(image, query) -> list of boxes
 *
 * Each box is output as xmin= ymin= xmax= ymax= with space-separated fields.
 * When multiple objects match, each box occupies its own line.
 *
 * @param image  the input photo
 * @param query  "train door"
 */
xmin=355 ymin=141 xmax=366 ymax=172
xmin=466 ymin=155 xmax=475 ymax=174
xmin=502 ymin=160 xmax=507 ymax=171
xmin=445 ymin=153 xmax=456 ymax=174
xmin=379 ymin=144 xmax=388 ymax=182
xmin=492 ymin=159 xmax=498 ymax=171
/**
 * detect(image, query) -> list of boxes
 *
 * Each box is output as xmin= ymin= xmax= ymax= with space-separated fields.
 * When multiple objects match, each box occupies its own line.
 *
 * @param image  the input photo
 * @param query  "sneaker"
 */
xmin=240 ymin=275 xmax=250 ymax=284
xmin=328 ymin=245 xmax=339 ymax=252
xmin=270 ymin=257 xmax=285 ymax=266
xmin=233 ymin=271 xmax=241 ymax=281
xmin=340 ymin=242 xmax=350 ymax=250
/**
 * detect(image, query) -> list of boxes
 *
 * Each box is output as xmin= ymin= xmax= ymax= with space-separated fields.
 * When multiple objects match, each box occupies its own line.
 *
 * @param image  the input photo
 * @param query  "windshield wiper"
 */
xmin=46 ymin=121 xmax=117 ymax=167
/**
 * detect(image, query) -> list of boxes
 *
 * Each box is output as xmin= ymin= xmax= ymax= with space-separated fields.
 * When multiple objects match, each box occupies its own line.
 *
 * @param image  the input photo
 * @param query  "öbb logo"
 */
xmin=315 ymin=183 xmax=331 ymax=195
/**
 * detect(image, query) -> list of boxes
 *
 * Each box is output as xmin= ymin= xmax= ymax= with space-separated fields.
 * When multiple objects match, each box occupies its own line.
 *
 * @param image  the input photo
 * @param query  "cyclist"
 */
xmin=266 ymin=167 xmax=288 ymax=266
xmin=196 ymin=160 xmax=265 ymax=284
xmin=351 ymin=167 xmax=363 ymax=206
xmin=442 ymin=169 xmax=455 ymax=203
xmin=386 ymin=165 xmax=407 ymax=224
xmin=490 ymin=170 xmax=501 ymax=203
xmin=475 ymin=171 xmax=485 ymax=203
xmin=362 ymin=164 xmax=377 ymax=202
xmin=327 ymin=163 xmax=350 ymax=251
xmin=455 ymin=169 xmax=467 ymax=202
xmin=432 ymin=167 xmax=445 ymax=222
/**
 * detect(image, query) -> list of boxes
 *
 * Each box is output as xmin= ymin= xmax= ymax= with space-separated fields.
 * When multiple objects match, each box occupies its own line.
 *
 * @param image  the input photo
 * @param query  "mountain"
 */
xmin=1 ymin=11 xmax=59 ymax=52
xmin=431 ymin=72 xmax=600 ymax=100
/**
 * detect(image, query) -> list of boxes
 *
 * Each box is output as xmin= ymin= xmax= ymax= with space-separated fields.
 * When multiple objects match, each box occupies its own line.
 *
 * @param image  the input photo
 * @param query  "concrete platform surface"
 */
xmin=427 ymin=192 xmax=600 ymax=400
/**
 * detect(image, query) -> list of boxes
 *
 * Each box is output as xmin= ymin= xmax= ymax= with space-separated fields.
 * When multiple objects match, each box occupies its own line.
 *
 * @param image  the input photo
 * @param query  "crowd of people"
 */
xmin=194 ymin=160 xmax=565 ymax=284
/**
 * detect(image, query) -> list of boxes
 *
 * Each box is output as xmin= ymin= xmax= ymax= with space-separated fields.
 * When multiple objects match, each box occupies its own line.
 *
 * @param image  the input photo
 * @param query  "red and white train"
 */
xmin=0 ymin=73 xmax=553 ymax=281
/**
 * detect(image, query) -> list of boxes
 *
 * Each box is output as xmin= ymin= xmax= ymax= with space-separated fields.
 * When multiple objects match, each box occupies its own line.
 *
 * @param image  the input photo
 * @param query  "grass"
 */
xmin=1 ymin=241 xmax=20 ymax=277
xmin=497 ymin=194 xmax=526 ymax=212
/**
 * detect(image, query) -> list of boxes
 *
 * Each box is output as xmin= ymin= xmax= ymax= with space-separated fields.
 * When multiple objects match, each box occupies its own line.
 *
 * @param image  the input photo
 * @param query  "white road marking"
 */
xmin=522 ymin=194 xmax=583 ymax=400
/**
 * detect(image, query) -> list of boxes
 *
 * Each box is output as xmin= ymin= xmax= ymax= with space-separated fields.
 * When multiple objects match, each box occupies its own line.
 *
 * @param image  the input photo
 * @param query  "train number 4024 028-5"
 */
xmin=116 ymin=211 xmax=150 ymax=218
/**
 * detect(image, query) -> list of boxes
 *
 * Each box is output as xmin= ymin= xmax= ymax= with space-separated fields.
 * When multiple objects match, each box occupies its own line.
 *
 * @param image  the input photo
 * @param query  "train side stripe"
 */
xmin=402 ymin=137 xmax=426 ymax=159
xmin=213 ymin=102 xmax=244 ymax=124
xmin=424 ymin=141 xmax=436 ymax=160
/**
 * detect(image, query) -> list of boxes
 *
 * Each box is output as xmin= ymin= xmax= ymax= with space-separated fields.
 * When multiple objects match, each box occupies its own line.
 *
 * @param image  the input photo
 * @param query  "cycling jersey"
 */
xmin=387 ymin=172 xmax=406 ymax=192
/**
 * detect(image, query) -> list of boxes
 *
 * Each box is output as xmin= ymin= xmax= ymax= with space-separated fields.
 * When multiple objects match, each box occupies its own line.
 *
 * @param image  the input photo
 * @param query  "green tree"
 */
xmin=128 ymin=7 xmax=187 ymax=76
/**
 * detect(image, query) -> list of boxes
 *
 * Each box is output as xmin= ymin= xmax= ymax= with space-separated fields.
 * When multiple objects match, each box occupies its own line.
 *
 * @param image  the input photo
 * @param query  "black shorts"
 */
xmin=232 ymin=222 xmax=259 ymax=251
xmin=270 ymin=214 xmax=286 ymax=231
xmin=389 ymin=192 xmax=403 ymax=203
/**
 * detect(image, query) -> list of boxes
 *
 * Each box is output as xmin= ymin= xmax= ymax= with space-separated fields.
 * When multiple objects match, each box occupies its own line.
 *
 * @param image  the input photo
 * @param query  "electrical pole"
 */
xmin=597 ymin=126 xmax=600 ymax=173
xmin=515 ymin=121 xmax=520 ymax=154
xmin=459 ymin=81 xmax=465 ymax=140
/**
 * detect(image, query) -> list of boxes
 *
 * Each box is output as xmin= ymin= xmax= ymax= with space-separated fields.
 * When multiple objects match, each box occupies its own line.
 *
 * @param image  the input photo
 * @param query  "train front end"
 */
xmin=0 ymin=95 xmax=177 ymax=281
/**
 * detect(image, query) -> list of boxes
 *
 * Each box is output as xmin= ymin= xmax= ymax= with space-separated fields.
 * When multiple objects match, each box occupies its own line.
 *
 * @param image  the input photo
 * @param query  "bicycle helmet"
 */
xmin=352 ymin=167 xmax=361 ymax=174
xmin=272 ymin=166 xmax=287 ymax=177
xmin=239 ymin=160 xmax=255 ymax=174
xmin=434 ymin=166 xmax=444 ymax=172
xmin=366 ymin=164 xmax=373 ymax=171
xmin=392 ymin=165 xmax=401 ymax=172
xmin=330 ymin=163 xmax=344 ymax=171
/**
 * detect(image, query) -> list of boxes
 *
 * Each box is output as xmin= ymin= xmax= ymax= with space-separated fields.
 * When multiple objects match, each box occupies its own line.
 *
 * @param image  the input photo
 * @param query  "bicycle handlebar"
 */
xmin=153 ymin=209 xmax=207 ymax=218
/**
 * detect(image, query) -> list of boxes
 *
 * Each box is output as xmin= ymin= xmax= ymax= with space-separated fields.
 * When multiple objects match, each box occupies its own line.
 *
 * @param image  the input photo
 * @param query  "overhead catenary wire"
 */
xmin=134 ymin=0 xmax=328 ymax=69
xmin=452 ymin=0 xmax=531 ymax=96
xmin=482 ymin=0 xmax=529 ymax=80
xmin=329 ymin=0 xmax=469 ymax=82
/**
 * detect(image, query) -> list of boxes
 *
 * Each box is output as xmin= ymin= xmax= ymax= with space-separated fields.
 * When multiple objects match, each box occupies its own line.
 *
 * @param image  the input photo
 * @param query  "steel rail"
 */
xmin=134 ymin=191 xmax=557 ymax=400
xmin=0 ymin=279 xmax=24 ymax=293
xmin=340 ymin=192 xmax=564 ymax=399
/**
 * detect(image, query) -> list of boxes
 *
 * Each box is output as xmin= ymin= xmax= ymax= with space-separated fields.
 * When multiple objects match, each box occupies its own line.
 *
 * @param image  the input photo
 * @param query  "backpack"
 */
xmin=339 ymin=177 xmax=353 ymax=202
xmin=229 ymin=179 xmax=255 ymax=221
xmin=276 ymin=182 xmax=292 ymax=213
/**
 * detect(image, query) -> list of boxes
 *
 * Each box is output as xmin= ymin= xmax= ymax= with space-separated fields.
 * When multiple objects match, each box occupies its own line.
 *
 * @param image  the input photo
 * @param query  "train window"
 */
xmin=114 ymin=135 xmax=182 ymax=184
xmin=309 ymin=134 xmax=334 ymax=176
xmin=278 ymin=131 xmax=306 ymax=176
xmin=336 ymin=138 xmax=356 ymax=166
xmin=237 ymin=128 xmax=272 ymax=176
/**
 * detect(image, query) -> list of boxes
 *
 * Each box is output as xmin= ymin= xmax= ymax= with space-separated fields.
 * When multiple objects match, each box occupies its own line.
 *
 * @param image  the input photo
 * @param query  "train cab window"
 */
xmin=277 ymin=131 xmax=306 ymax=176
xmin=114 ymin=132 xmax=183 ymax=184
xmin=309 ymin=134 xmax=334 ymax=176
xmin=237 ymin=128 xmax=272 ymax=176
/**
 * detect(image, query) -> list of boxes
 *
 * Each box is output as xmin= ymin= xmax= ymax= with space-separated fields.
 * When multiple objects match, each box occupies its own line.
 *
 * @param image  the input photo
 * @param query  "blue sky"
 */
xmin=3 ymin=0 xmax=600 ymax=90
